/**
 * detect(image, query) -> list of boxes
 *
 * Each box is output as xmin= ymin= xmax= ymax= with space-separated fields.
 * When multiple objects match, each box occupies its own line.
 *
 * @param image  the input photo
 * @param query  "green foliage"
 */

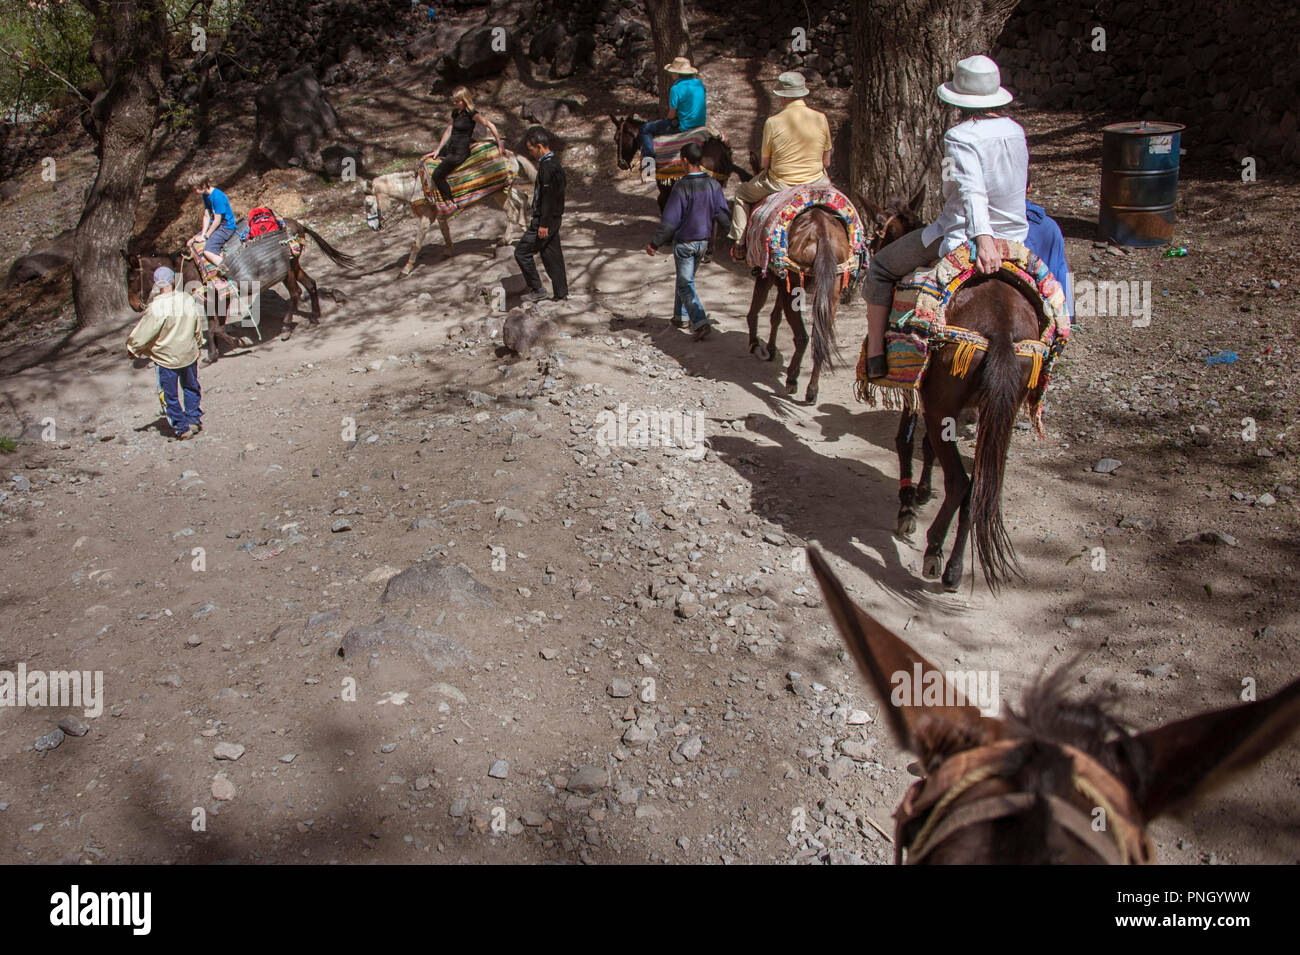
xmin=0 ymin=1 xmax=96 ymax=121
xmin=0 ymin=436 xmax=17 ymax=453
xmin=0 ymin=1 xmax=247 ymax=122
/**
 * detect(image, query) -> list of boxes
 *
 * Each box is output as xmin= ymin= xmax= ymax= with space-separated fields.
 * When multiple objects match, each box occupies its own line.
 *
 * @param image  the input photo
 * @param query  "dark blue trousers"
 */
xmin=156 ymin=362 xmax=202 ymax=435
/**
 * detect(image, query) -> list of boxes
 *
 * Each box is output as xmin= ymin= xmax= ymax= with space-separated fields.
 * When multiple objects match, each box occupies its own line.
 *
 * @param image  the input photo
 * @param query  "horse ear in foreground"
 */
xmin=807 ymin=546 xmax=1300 ymax=864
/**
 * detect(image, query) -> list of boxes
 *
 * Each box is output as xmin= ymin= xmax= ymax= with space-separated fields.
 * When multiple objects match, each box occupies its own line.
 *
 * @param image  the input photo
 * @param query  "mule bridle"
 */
xmin=869 ymin=212 xmax=905 ymax=253
xmin=134 ymin=260 xmax=148 ymax=308
xmin=895 ymin=739 xmax=1153 ymax=865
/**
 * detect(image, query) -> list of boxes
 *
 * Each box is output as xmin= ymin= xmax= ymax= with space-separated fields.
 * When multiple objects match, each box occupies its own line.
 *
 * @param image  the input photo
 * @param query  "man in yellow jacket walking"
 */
xmin=126 ymin=266 xmax=208 ymax=439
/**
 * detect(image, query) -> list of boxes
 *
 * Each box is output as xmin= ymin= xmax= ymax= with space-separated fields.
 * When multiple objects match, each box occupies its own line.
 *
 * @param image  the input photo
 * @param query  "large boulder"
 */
xmin=522 ymin=97 xmax=581 ymax=125
xmin=320 ymin=144 xmax=363 ymax=181
xmin=436 ymin=25 xmax=512 ymax=82
xmin=254 ymin=67 xmax=340 ymax=170
xmin=6 ymin=229 xmax=76 ymax=288
xmin=502 ymin=307 xmax=557 ymax=355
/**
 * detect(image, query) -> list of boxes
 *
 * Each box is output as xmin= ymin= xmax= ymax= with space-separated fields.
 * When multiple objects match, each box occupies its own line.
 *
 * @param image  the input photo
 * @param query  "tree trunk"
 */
xmin=644 ymin=0 xmax=692 ymax=112
xmin=848 ymin=0 xmax=1020 ymax=218
xmin=72 ymin=0 xmax=167 ymax=327
xmin=197 ymin=0 xmax=213 ymax=146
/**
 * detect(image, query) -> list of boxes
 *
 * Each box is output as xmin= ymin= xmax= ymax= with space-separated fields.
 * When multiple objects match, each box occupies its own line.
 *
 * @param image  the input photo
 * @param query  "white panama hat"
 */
xmin=937 ymin=55 xmax=1013 ymax=109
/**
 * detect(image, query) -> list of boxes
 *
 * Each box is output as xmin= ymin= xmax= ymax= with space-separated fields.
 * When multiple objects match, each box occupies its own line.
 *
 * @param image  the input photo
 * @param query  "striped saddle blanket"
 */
xmin=415 ymin=140 xmax=516 ymax=214
xmin=185 ymin=214 xmax=301 ymax=287
xmin=652 ymin=126 xmax=728 ymax=183
xmin=854 ymin=239 xmax=1072 ymax=433
xmin=744 ymin=184 xmax=868 ymax=280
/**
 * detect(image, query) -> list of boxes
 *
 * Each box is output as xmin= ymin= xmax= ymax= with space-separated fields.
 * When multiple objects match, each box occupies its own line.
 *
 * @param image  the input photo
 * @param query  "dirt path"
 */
xmin=1 ymin=41 xmax=1297 ymax=865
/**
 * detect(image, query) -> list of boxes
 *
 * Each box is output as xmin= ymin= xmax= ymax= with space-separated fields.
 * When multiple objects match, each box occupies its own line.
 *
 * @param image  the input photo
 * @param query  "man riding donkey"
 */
xmin=728 ymin=71 xmax=832 ymax=258
xmin=636 ymin=57 xmax=708 ymax=167
xmin=189 ymin=174 xmax=238 ymax=290
xmin=861 ymin=55 xmax=1028 ymax=380
xmin=428 ymin=86 xmax=505 ymax=218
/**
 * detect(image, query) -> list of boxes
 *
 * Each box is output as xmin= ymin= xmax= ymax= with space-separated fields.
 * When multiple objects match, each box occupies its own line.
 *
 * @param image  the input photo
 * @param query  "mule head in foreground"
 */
xmin=808 ymin=546 xmax=1300 ymax=864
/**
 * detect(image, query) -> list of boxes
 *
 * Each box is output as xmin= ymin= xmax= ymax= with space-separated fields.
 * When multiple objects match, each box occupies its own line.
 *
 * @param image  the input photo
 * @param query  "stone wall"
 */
xmin=994 ymin=0 xmax=1299 ymax=169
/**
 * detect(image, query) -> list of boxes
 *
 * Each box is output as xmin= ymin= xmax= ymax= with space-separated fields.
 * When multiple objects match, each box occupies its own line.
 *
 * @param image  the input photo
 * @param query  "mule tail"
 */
xmin=298 ymin=223 xmax=360 ymax=270
xmin=810 ymin=227 xmax=839 ymax=370
xmin=970 ymin=330 xmax=1024 ymax=591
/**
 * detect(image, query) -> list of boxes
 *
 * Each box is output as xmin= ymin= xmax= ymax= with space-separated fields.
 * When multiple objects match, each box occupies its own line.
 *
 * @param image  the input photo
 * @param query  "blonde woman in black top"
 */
xmin=430 ymin=86 xmax=504 ymax=210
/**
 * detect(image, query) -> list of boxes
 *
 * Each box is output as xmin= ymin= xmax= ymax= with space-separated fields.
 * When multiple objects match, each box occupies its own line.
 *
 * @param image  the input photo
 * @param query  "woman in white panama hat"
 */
xmin=861 ymin=54 xmax=1029 ymax=380
xmin=638 ymin=56 xmax=708 ymax=161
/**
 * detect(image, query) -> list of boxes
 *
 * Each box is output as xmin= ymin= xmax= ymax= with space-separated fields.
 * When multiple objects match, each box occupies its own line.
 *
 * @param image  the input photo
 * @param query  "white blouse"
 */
xmin=922 ymin=116 xmax=1029 ymax=255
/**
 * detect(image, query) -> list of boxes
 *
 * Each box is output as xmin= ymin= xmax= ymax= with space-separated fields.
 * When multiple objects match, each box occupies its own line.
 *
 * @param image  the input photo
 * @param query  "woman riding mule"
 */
xmin=429 ymin=86 xmax=504 ymax=216
xmin=862 ymin=55 xmax=1029 ymax=380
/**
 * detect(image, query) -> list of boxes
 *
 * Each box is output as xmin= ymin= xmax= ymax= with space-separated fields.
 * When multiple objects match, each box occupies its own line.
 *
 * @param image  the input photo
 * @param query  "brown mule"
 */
xmin=861 ymin=188 xmax=1045 ymax=592
xmin=609 ymin=115 xmax=750 ymax=213
xmin=743 ymin=207 xmax=849 ymax=404
xmin=123 ymin=217 xmax=355 ymax=362
xmin=809 ymin=546 xmax=1300 ymax=864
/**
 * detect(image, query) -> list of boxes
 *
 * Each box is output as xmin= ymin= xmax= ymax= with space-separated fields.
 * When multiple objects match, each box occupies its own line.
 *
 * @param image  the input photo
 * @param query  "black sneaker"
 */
xmin=693 ymin=323 xmax=712 ymax=341
xmin=523 ymin=288 xmax=548 ymax=302
xmin=670 ymin=317 xmax=686 ymax=328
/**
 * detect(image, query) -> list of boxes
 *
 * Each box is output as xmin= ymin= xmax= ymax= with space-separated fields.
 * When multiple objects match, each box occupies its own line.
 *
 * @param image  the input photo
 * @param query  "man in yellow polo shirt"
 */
xmin=728 ymin=71 xmax=832 ymax=251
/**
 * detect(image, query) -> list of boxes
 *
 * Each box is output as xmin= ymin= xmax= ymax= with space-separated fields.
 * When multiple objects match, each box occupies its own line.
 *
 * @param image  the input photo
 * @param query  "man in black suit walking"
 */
xmin=515 ymin=126 xmax=568 ymax=302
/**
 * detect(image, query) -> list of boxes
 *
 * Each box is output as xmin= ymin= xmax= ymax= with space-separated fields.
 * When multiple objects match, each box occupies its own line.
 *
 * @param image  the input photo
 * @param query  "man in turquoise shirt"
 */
xmin=639 ymin=57 xmax=707 ymax=161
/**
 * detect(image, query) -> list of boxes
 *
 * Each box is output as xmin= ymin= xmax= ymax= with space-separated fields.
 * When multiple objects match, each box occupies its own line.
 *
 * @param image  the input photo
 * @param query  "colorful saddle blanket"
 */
xmin=415 ymin=140 xmax=516 ymax=214
xmin=854 ymin=239 xmax=1072 ymax=435
xmin=652 ymin=126 xmax=728 ymax=183
xmin=744 ymin=184 xmax=868 ymax=281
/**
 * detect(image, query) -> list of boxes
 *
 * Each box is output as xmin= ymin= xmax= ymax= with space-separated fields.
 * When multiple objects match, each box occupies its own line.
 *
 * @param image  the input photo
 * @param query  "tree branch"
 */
xmin=0 ymin=42 xmax=94 ymax=110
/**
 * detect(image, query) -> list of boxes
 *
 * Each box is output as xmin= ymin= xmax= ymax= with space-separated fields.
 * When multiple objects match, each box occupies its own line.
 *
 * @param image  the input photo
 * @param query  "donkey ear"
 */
xmin=609 ymin=114 xmax=620 ymax=128
xmin=1116 ymin=677 xmax=1300 ymax=821
xmin=808 ymin=547 xmax=999 ymax=762
xmin=907 ymin=183 xmax=927 ymax=216
xmin=857 ymin=194 xmax=885 ymax=224
xmin=120 ymin=248 xmax=135 ymax=265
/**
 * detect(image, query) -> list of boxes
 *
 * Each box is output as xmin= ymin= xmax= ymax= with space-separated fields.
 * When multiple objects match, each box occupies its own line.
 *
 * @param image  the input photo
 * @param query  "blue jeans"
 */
xmin=157 ymin=362 xmax=202 ymax=434
xmin=673 ymin=240 xmax=708 ymax=328
xmin=639 ymin=118 xmax=678 ymax=160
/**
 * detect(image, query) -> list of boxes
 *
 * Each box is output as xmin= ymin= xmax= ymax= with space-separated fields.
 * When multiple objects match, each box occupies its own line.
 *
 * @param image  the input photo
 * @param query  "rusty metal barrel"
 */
xmin=1097 ymin=121 xmax=1185 ymax=246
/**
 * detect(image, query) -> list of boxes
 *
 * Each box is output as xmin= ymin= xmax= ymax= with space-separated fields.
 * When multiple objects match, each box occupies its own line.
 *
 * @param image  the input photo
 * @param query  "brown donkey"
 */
xmin=860 ymin=189 xmax=1045 ymax=592
xmin=744 ymin=207 xmax=848 ymax=404
xmin=124 ymin=217 xmax=356 ymax=362
xmin=809 ymin=546 xmax=1300 ymax=864
xmin=609 ymin=116 xmax=749 ymax=212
